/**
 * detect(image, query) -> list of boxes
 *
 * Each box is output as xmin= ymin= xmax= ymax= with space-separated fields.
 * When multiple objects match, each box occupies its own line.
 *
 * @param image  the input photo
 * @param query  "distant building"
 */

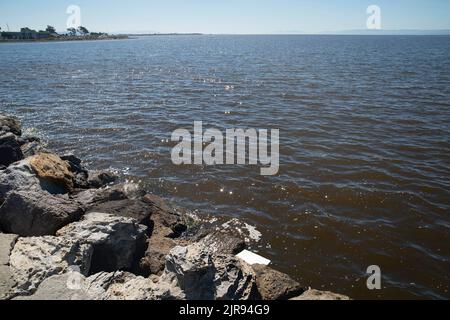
xmin=0 ymin=30 xmax=52 ymax=40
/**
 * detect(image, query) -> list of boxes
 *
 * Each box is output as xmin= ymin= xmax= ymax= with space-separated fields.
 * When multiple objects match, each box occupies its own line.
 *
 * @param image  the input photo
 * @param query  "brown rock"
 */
xmin=28 ymin=153 xmax=74 ymax=192
xmin=87 ymin=199 xmax=152 ymax=227
xmin=252 ymin=264 xmax=305 ymax=300
xmin=291 ymin=289 xmax=351 ymax=300
xmin=144 ymin=194 xmax=187 ymax=238
xmin=140 ymin=235 xmax=177 ymax=276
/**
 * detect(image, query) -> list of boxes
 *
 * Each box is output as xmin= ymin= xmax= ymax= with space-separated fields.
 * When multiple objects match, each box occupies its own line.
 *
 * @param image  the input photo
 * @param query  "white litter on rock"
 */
xmin=236 ymin=250 xmax=271 ymax=266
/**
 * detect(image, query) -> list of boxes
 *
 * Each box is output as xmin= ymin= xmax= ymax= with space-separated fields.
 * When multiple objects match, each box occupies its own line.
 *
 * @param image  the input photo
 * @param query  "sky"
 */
xmin=1 ymin=0 xmax=450 ymax=34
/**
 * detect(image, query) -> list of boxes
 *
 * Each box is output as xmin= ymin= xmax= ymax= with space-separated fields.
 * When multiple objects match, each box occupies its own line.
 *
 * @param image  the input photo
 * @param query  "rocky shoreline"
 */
xmin=0 ymin=113 xmax=350 ymax=300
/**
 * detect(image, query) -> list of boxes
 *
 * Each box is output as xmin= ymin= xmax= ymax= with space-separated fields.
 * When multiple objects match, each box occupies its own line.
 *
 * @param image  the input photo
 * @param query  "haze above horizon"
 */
xmin=1 ymin=0 xmax=450 ymax=34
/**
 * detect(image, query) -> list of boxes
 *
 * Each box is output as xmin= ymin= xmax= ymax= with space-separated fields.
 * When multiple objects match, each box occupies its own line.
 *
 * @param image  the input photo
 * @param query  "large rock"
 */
xmin=9 ymin=213 xmax=148 ymax=295
xmin=0 ymin=133 xmax=24 ymax=167
xmin=56 ymin=212 xmax=148 ymax=274
xmin=252 ymin=264 xmax=305 ymax=300
xmin=15 ymin=271 xmax=176 ymax=300
xmin=291 ymin=289 xmax=351 ymax=300
xmin=0 ymin=190 xmax=84 ymax=236
xmin=28 ymin=153 xmax=74 ymax=192
xmin=9 ymin=236 xmax=93 ymax=295
xmin=163 ymin=242 xmax=257 ymax=300
xmin=0 ymin=114 xmax=22 ymax=136
xmin=0 ymin=155 xmax=71 ymax=201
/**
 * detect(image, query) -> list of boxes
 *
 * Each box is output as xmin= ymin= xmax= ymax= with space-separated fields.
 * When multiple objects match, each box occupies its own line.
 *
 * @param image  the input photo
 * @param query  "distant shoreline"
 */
xmin=0 ymin=34 xmax=129 ymax=43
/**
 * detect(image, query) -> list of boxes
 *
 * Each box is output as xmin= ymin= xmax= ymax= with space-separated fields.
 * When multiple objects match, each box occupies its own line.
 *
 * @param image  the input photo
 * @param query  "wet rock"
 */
xmin=9 ymin=236 xmax=93 ymax=295
xmin=0 ymin=190 xmax=84 ymax=236
xmin=163 ymin=242 xmax=257 ymax=300
xmin=87 ymin=171 xmax=117 ymax=188
xmin=251 ymin=264 xmax=305 ymax=300
xmin=291 ymin=289 xmax=351 ymax=300
xmin=0 ymin=233 xmax=18 ymax=265
xmin=87 ymin=199 xmax=152 ymax=227
xmin=56 ymin=212 xmax=148 ymax=274
xmin=0 ymin=133 xmax=24 ymax=167
xmin=0 ymin=114 xmax=22 ymax=136
xmin=29 ymin=153 xmax=75 ymax=192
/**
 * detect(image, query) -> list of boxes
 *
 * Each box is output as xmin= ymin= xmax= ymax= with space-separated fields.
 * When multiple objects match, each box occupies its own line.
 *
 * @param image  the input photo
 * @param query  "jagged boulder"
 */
xmin=8 ymin=213 xmax=148 ymax=296
xmin=56 ymin=212 xmax=148 ymax=274
xmin=0 ymin=133 xmax=24 ymax=167
xmin=9 ymin=236 xmax=93 ymax=295
xmin=0 ymin=190 xmax=84 ymax=236
xmin=163 ymin=242 xmax=257 ymax=300
xmin=0 ymin=114 xmax=22 ymax=136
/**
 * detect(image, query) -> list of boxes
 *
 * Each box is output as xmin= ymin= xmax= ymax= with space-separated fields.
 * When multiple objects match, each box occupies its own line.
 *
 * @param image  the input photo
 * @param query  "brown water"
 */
xmin=1 ymin=35 xmax=449 ymax=299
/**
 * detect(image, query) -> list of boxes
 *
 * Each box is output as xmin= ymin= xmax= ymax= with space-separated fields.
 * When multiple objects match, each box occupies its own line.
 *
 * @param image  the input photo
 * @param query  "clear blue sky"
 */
xmin=1 ymin=0 xmax=450 ymax=34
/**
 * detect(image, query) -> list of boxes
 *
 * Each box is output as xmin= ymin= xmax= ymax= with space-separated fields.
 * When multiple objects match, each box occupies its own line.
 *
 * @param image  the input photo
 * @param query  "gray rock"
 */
xmin=87 ymin=171 xmax=117 ymax=188
xmin=9 ymin=213 xmax=148 ymax=295
xmin=13 ymin=273 xmax=91 ymax=300
xmin=0 ymin=158 xmax=67 ymax=202
xmin=0 ymin=133 xmax=24 ymax=167
xmin=0 ymin=233 xmax=18 ymax=265
xmin=0 ymin=265 xmax=16 ymax=300
xmin=251 ymin=264 xmax=305 ymax=300
xmin=0 ymin=115 xmax=22 ymax=136
xmin=163 ymin=242 xmax=256 ymax=300
xmin=197 ymin=230 xmax=246 ymax=256
xmin=56 ymin=212 xmax=148 ymax=274
xmin=0 ymin=190 xmax=84 ymax=236
xmin=15 ymin=271 xmax=175 ymax=300
xmin=291 ymin=289 xmax=351 ymax=300
xmin=9 ymin=236 xmax=93 ymax=295
xmin=20 ymin=140 xmax=45 ymax=158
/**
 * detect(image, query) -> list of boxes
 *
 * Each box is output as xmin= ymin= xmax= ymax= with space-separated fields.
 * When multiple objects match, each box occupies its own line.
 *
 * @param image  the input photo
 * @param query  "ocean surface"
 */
xmin=1 ymin=35 xmax=449 ymax=299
